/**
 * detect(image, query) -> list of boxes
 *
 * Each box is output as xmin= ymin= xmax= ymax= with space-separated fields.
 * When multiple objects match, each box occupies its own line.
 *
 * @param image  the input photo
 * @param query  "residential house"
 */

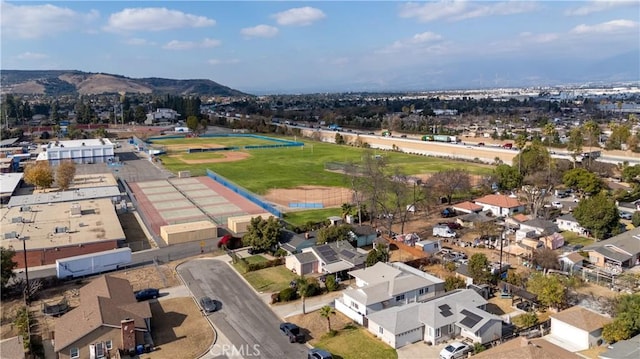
xmin=474 ymin=194 xmax=525 ymax=217
xmin=145 ymin=108 xmax=180 ymax=125
xmin=473 ymin=337 xmax=581 ymax=359
xmin=540 ymin=232 xmax=565 ymax=250
xmin=366 ymin=289 xmax=502 ymax=348
xmin=518 ymin=219 xmax=560 ymax=237
xmin=556 ymin=213 xmax=588 ymax=235
xmin=456 ymin=212 xmax=495 ymax=228
xmin=280 ymin=230 xmax=316 ymax=254
xmin=583 ymin=227 xmax=640 ymax=272
xmin=455 ymin=263 xmax=474 ymax=286
xmin=0 ymin=336 xmax=25 ymax=359
xmin=599 ymin=333 xmax=640 ymax=359
xmin=284 ymin=241 xmax=365 ymax=276
xmin=54 ymin=275 xmax=153 ymax=359
xmin=349 ymin=225 xmax=378 ymax=247
xmin=559 ymin=252 xmax=585 ymax=273
xmin=335 ymin=262 xmax=444 ymax=325
xmin=452 ymin=201 xmax=483 ymax=214
xmin=547 ymin=306 xmax=612 ymax=352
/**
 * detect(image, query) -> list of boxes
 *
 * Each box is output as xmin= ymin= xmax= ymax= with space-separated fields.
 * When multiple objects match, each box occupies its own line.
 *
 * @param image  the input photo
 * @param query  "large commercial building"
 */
xmin=36 ymin=138 xmax=115 ymax=164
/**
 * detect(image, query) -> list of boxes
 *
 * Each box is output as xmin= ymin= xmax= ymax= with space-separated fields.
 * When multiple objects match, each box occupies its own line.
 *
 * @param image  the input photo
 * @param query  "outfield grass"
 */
xmin=284 ymin=208 xmax=342 ymax=226
xmin=312 ymin=326 xmax=398 ymax=359
xmin=157 ymin=137 xmax=493 ymax=193
xmin=240 ymin=265 xmax=298 ymax=293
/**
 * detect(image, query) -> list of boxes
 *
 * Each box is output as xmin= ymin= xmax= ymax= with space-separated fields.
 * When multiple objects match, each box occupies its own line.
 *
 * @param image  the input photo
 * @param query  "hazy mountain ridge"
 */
xmin=0 ymin=70 xmax=250 ymax=97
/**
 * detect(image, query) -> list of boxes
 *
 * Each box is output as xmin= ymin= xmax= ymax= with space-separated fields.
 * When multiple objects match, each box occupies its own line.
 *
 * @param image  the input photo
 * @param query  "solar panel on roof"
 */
xmin=460 ymin=309 xmax=482 ymax=328
xmin=340 ymin=249 xmax=355 ymax=259
xmin=438 ymin=304 xmax=453 ymax=317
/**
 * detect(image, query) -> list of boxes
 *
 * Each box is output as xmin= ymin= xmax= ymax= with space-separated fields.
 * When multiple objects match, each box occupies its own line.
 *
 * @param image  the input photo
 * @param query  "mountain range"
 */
xmin=0 ymin=70 xmax=250 ymax=97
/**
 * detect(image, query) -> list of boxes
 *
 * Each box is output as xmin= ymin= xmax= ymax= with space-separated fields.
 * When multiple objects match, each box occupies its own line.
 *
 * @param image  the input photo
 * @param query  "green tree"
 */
xmin=316 ymin=224 xmax=353 ymax=244
xmin=566 ymin=127 xmax=584 ymax=167
xmin=325 ymin=275 xmax=338 ymax=292
xmin=23 ymin=161 xmax=54 ymax=190
xmin=513 ymin=312 xmax=539 ymax=328
xmin=365 ymin=242 xmax=389 ymax=267
xmin=603 ymin=294 xmax=640 ymax=343
xmin=242 ymin=216 xmax=281 ymax=251
xmin=583 ymin=120 xmax=601 ymax=166
xmin=573 ymin=193 xmax=620 ymax=240
xmin=606 ymin=124 xmax=631 ymax=150
xmin=512 ymin=139 xmax=552 ymax=177
xmin=94 ymin=127 xmax=108 ymax=139
xmin=632 ymin=212 xmax=640 ymax=227
xmin=444 ymin=276 xmax=467 ymax=291
xmin=563 ymin=168 xmax=603 ymax=195
xmin=134 ymin=105 xmax=147 ymax=123
xmin=468 ymin=253 xmax=490 ymax=284
xmin=55 ymin=160 xmax=77 ymax=191
xmin=526 ymin=273 xmax=566 ymax=310
xmin=186 ymin=115 xmax=200 ymax=133
xmin=493 ymin=164 xmax=522 ymax=190
xmin=1 ymin=247 xmax=17 ymax=293
xmin=319 ymin=305 xmax=336 ymax=333
xmin=542 ymin=123 xmax=557 ymax=145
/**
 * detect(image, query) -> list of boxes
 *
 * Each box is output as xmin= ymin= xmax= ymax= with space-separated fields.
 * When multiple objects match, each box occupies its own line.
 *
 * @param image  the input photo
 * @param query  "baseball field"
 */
xmin=152 ymin=135 xmax=493 ymax=208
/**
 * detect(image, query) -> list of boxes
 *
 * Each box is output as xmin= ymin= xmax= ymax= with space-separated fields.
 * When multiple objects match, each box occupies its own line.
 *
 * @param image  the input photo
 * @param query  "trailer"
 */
xmin=56 ymin=248 xmax=132 ymax=279
xmin=421 ymin=135 xmax=451 ymax=143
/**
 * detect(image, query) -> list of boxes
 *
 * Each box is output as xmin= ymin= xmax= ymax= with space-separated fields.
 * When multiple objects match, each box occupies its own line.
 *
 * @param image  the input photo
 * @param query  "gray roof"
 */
xmin=556 ymin=213 xmax=578 ymax=222
xmin=8 ymin=186 xmax=121 ymax=207
xmin=367 ymin=302 xmax=423 ymax=334
xmin=522 ymin=219 xmax=559 ymax=234
xmin=294 ymin=252 xmax=317 ymax=264
xmin=419 ymin=289 xmax=488 ymax=328
xmin=280 ymin=230 xmax=316 ymax=253
xmin=599 ymin=333 xmax=640 ymax=359
xmin=0 ymin=138 xmax=19 ymax=147
xmin=349 ymin=261 xmax=402 ymax=285
xmin=0 ymin=173 xmax=23 ymax=195
xmin=459 ymin=212 xmax=494 ymax=223
xmin=351 ymin=225 xmax=377 ymax=236
xmin=584 ymin=227 xmax=640 ymax=259
xmin=592 ymin=247 xmax=632 ymax=263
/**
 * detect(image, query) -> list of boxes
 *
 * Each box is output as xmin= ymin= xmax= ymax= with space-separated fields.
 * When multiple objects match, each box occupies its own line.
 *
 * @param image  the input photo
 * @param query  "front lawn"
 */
xmin=562 ymin=232 xmax=593 ymax=247
xmin=312 ymin=325 xmax=398 ymax=359
xmin=244 ymin=255 xmax=268 ymax=265
xmin=240 ymin=265 xmax=297 ymax=293
xmin=284 ymin=208 xmax=342 ymax=226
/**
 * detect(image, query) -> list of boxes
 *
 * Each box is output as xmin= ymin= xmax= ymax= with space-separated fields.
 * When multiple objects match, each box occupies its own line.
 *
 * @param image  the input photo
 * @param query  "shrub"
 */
xmin=271 ymin=293 xmax=280 ymax=304
xmin=279 ymin=287 xmax=298 ymax=302
xmin=325 ymin=275 xmax=338 ymax=292
xmin=445 ymin=262 xmax=457 ymax=272
xmin=473 ymin=342 xmax=486 ymax=354
xmin=513 ymin=311 xmax=539 ymax=328
xmin=246 ymin=258 xmax=285 ymax=272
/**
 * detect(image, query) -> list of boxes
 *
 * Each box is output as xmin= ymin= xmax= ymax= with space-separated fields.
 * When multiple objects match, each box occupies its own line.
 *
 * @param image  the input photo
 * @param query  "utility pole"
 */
xmin=21 ymin=236 xmax=30 ymax=303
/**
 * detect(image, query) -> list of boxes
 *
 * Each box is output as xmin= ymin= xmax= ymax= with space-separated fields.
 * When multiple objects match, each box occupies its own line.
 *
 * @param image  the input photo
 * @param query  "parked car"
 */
xmin=135 ymin=288 xmax=159 ymax=301
xmin=199 ymin=296 xmax=218 ymax=313
xmin=477 ymin=142 xmax=485 ymax=146
xmin=620 ymin=212 xmax=633 ymax=220
xmin=308 ymin=348 xmax=333 ymax=359
xmin=551 ymin=201 xmax=563 ymax=209
xmin=280 ymin=322 xmax=305 ymax=343
xmin=439 ymin=341 xmax=472 ymax=359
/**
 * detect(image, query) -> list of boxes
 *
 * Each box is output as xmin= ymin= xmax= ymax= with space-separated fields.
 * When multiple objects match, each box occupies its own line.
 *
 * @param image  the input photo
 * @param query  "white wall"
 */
xmin=367 ymin=321 xmax=398 ymax=348
xmin=335 ymin=297 xmax=365 ymax=325
xmin=550 ymin=318 xmax=589 ymax=351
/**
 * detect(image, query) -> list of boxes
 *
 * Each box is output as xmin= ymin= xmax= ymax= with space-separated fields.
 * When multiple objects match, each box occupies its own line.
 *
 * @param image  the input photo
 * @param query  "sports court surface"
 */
xmin=128 ymin=176 xmax=269 ymax=239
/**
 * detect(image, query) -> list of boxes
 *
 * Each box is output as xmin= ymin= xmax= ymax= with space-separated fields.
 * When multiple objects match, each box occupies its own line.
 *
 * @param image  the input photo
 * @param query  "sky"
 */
xmin=1 ymin=1 xmax=639 ymax=94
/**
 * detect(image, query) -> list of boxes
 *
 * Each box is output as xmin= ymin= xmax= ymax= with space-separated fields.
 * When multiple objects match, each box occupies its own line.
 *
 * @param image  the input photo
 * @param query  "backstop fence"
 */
xmin=206 ymin=169 xmax=282 ymax=218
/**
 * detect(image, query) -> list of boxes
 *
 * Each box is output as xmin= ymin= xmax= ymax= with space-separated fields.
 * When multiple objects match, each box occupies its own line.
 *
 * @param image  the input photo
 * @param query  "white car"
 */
xmin=439 ymin=341 xmax=472 ymax=359
xmin=620 ymin=212 xmax=632 ymax=220
xmin=551 ymin=201 xmax=563 ymax=209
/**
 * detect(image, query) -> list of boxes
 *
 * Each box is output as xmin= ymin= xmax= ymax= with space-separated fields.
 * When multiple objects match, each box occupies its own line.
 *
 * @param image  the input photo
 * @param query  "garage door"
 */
xmin=397 ymin=327 xmax=423 ymax=348
xmin=302 ymin=262 xmax=313 ymax=275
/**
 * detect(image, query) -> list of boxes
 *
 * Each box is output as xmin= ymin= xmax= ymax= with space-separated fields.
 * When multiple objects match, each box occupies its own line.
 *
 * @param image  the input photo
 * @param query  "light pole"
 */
xmin=20 ymin=236 xmax=30 ymax=303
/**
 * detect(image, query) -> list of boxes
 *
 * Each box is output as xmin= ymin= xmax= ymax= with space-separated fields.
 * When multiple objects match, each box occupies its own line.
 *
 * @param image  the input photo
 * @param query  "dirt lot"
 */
xmin=140 ymin=298 xmax=214 ymax=359
xmin=286 ymin=309 xmax=355 ymax=343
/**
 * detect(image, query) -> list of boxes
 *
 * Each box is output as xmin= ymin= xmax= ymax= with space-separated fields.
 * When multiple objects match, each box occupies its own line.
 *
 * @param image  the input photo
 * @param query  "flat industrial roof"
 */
xmin=46 ymin=138 xmax=114 ymax=148
xmin=8 ymin=186 xmax=121 ymax=207
xmin=1 ymin=198 xmax=124 ymax=250
xmin=0 ymin=138 xmax=19 ymax=147
xmin=0 ymin=173 xmax=23 ymax=195
xmin=161 ymin=220 xmax=217 ymax=234
xmin=69 ymin=173 xmax=118 ymax=189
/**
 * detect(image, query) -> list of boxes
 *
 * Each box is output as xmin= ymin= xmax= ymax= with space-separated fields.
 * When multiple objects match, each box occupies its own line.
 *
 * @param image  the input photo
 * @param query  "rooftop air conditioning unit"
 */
xmin=54 ymin=226 xmax=69 ymax=234
xmin=4 ymin=232 xmax=17 ymax=239
xmin=20 ymin=206 xmax=31 ymax=212
xmin=11 ymin=217 xmax=23 ymax=223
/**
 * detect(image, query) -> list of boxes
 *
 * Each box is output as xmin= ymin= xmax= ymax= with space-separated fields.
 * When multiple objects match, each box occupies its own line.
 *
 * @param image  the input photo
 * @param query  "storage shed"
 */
xmin=160 ymin=220 xmax=217 ymax=245
xmin=227 ymin=213 xmax=273 ymax=234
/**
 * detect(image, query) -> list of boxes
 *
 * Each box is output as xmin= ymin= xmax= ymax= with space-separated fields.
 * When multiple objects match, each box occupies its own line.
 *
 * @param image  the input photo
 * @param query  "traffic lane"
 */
xmin=177 ymin=259 xmax=308 ymax=359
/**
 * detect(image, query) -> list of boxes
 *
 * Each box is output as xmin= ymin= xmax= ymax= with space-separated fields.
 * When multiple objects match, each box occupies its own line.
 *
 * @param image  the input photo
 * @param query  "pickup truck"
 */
xmin=280 ymin=322 xmax=305 ymax=343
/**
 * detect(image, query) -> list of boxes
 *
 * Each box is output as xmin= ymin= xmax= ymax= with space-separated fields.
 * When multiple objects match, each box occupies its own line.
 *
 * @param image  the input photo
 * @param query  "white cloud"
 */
xmin=125 ymin=38 xmax=154 ymax=46
xmin=163 ymin=38 xmax=221 ymax=50
xmin=378 ymin=31 xmax=443 ymax=54
xmin=565 ymin=1 xmax=636 ymax=16
xmin=398 ymin=1 xmax=537 ymax=22
xmin=570 ymin=19 xmax=638 ymax=34
xmin=240 ymin=25 xmax=279 ymax=38
xmin=1 ymin=1 xmax=99 ymax=39
xmin=105 ymin=7 xmax=215 ymax=32
xmin=272 ymin=7 xmax=326 ymax=26
xmin=208 ymin=58 xmax=240 ymax=65
xmin=16 ymin=52 xmax=49 ymax=60
xmin=519 ymin=32 xmax=559 ymax=43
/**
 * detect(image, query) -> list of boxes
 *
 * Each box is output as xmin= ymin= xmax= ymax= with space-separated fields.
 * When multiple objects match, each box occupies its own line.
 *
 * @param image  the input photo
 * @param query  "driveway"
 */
xmin=176 ymin=259 xmax=308 ymax=359
xmin=397 ymin=341 xmax=448 ymax=359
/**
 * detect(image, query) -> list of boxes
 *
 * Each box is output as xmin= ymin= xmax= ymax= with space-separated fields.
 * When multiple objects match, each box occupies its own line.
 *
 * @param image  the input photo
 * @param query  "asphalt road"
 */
xmin=177 ymin=259 xmax=309 ymax=359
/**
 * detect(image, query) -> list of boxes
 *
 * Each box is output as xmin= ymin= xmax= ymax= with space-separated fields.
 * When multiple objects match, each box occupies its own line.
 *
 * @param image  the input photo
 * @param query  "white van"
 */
xmin=433 ymin=225 xmax=457 ymax=238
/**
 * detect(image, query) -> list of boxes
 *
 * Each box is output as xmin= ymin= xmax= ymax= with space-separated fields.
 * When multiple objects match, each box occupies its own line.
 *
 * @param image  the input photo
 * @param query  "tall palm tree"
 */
xmin=319 ymin=305 xmax=336 ymax=333
xmin=296 ymin=276 xmax=311 ymax=314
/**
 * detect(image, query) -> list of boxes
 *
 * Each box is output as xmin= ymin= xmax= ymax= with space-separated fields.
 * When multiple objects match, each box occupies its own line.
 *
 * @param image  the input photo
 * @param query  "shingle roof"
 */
xmin=54 ymin=275 xmax=151 ymax=352
xmin=294 ymin=252 xmax=317 ymax=264
xmin=551 ymin=306 xmax=612 ymax=332
xmin=367 ymin=302 xmax=423 ymax=334
xmin=475 ymin=194 xmax=523 ymax=208
xmin=584 ymin=227 xmax=640 ymax=258
xmin=600 ymin=333 xmax=640 ymax=359
xmin=473 ymin=337 xmax=581 ymax=359
xmin=454 ymin=201 xmax=483 ymax=212
xmin=0 ymin=336 xmax=24 ymax=359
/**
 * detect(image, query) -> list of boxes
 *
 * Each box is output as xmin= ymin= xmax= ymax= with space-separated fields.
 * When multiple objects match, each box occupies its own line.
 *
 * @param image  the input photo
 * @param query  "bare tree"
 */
xmin=425 ymin=169 xmax=471 ymax=205
xmin=532 ymin=248 xmax=560 ymax=274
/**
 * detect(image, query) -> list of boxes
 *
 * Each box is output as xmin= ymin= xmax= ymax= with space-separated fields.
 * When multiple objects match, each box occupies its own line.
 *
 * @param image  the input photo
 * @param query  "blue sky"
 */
xmin=1 ymin=1 xmax=639 ymax=94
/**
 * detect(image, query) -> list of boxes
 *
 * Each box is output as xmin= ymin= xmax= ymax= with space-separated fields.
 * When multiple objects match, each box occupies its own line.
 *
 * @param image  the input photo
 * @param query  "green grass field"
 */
xmin=239 ymin=265 xmax=298 ymax=293
xmin=312 ymin=326 xmax=398 ymax=359
xmin=284 ymin=208 xmax=342 ymax=226
xmin=156 ymin=136 xmax=493 ymax=194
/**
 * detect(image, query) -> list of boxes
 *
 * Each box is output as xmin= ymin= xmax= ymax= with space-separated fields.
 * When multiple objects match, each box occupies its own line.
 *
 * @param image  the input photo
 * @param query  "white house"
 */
xmin=547 ymin=306 xmax=612 ymax=352
xmin=474 ymin=194 xmax=525 ymax=217
xmin=367 ymin=289 xmax=502 ymax=349
xmin=335 ymin=262 xmax=444 ymax=325
xmin=556 ymin=213 xmax=588 ymax=235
